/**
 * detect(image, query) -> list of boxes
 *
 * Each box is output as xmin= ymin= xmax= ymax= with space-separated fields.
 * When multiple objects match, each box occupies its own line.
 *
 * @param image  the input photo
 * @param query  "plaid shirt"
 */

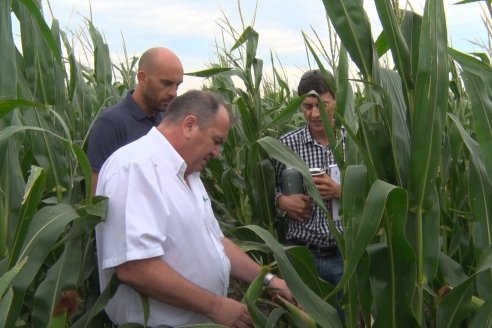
xmin=275 ymin=126 xmax=344 ymax=247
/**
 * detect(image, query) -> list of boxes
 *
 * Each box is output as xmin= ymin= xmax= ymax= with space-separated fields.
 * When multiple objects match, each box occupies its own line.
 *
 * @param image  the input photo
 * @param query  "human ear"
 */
xmin=136 ymin=70 xmax=146 ymax=85
xmin=183 ymin=115 xmax=198 ymax=137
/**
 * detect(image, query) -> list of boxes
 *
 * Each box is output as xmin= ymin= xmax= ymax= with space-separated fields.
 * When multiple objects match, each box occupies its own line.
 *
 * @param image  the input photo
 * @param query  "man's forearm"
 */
xmin=115 ymin=257 xmax=219 ymax=316
xmin=222 ymin=237 xmax=261 ymax=283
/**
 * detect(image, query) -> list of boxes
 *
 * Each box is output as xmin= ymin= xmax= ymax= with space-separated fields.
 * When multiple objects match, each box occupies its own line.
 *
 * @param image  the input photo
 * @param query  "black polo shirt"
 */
xmin=87 ymin=91 xmax=163 ymax=172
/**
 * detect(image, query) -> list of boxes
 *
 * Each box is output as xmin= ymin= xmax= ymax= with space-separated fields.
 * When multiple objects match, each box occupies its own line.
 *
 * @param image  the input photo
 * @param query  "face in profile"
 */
xmin=186 ymin=106 xmax=230 ymax=174
xmin=301 ymin=92 xmax=336 ymax=135
xmin=143 ymin=66 xmax=183 ymax=113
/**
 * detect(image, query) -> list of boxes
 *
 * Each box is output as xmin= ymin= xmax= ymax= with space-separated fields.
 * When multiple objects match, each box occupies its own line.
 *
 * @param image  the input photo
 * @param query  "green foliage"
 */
xmin=289 ymin=0 xmax=492 ymax=326
xmin=0 ymin=0 xmax=122 ymax=326
xmin=2 ymin=0 xmax=492 ymax=327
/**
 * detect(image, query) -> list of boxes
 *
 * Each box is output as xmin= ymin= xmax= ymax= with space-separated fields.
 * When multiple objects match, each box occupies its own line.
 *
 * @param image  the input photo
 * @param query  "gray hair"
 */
xmin=163 ymin=90 xmax=230 ymax=128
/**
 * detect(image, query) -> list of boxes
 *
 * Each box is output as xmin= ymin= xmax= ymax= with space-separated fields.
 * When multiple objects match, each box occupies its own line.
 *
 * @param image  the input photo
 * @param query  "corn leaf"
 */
xmin=71 ymin=143 xmax=93 ymax=203
xmin=408 ymin=0 xmax=448 ymax=210
xmin=257 ymin=136 xmax=328 ymax=223
xmin=400 ymin=10 xmax=422 ymax=88
xmin=286 ymin=246 xmax=332 ymax=298
xmin=369 ymin=240 xmax=418 ymax=326
xmin=454 ymin=0 xmax=486 ymax=4
xmin=265 ymin=96 xmax=304 ymax=130
xmin=186 ymin=67 xmax=232 ymax=78
xmin=342 ymin=165 xmax=367 ymax=257
xmin=31 ymin=225 xmax=83 ymax=327
xmin=47 ymin=311 xmax=67 ymax=328
xmin=0 ymin=288 xmax=14 ymax=328
xmin=336 ymin=179 xmax=408 ymax=304
xmin=448 ymin=113 xmax=492 ymax=254
xmin=71 ymin=274 xmax=120 ymax=328
xmin=15 ymin=0 xmax=62 ymax=63
xmin=5 ymin=204 xmax=79 ymax=327
xmin=236 ymin=96 xmax=257 ymax=144
xmin=471 ymin=168 xmax=492 ymax=301
xmin=379 ymin=69 xmax=411 ymax=187
xmin=375 ymin=0 xmax=413 ymax=95
xmin=244 ymin=225 xmax=342 ymax=328
xmin=276 ymin=295 xmax=316 ymax=327
xmin=0 ymin=0 xmax=16 ymax=97
xmin=0 ymin=257 xmax=27 ymax=299
xmin=321 ymin=0 xmax=375 ymax=80
xmin=13 ymin=0 xmax=62 ymax=105
xmin=0 ymin=135 xmax=26 ymax=258
xmin=438 ymin=252 xmax=469 ymax=287
xmin=468 ymin=298 xmax=492 ymax=328
xmin=244 ymin=273 xmax=267 ymax=326
xmin=8 ymin=165 xmax=46 ymax=269
xmin=266 ymin=307 xmax=287 ymax=328
xmin=88 ymin=20 xmax=117 ymax=103
xmin=449 ymin=48 xmax=492 ymax=181
xmin=436 ymin=280 xmax=473 ymax=328
xmin=0 ymin=98 xmax=48 ymax=120
xmin=336 ymin=46 xmax=356 ymax=132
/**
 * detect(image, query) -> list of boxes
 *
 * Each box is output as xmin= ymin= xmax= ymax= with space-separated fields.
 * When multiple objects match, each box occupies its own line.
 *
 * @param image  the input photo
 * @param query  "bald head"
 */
xmin=133 ymin=47 xmax=184 ymax=115
xmin=138 ymin=47 xmax=182 ymax=73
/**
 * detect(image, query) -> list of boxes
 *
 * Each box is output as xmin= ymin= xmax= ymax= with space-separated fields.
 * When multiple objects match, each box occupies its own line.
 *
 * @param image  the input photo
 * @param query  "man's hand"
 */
xmin=207 ymin=296 xmax=253 ymax=328
xmin=277 ymin=194 xmax=312 ymax=222
xmin=313 ymin=173 xmax=340 ymax=200
xmin=267 ymin=277 xmax=296 ymax=305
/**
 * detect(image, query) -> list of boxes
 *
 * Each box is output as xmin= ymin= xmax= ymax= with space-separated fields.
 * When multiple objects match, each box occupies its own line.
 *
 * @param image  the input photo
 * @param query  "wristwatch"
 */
xmin=263 ymin=272 xmax=277 ymax=287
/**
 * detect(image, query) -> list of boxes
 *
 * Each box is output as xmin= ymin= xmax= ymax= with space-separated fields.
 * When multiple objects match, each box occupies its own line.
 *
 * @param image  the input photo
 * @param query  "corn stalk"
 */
xmin=0 ymin=0 xmax=119 ymax=326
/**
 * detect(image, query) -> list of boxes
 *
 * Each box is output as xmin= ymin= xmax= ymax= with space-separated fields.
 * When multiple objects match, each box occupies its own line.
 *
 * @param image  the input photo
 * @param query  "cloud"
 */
xmin=93 ymin=1 xmax=219 ymax=37
xmin=44 ymin=0 xmax=487 ymax=85
xmin=256 ymin=24 xmax=306 ymax=55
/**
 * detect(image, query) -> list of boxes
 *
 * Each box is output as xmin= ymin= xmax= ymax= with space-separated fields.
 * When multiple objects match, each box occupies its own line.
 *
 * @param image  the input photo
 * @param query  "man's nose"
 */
xmin=211 ymin=146 xmax=222 ymax=158
xmin=169 ymin=85 xmax=179 ymax=97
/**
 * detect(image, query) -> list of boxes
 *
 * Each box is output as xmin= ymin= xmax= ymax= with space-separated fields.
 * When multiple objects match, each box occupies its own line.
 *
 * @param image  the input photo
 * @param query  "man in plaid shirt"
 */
xmin=275 ymin=69 xmax=344 ymax=293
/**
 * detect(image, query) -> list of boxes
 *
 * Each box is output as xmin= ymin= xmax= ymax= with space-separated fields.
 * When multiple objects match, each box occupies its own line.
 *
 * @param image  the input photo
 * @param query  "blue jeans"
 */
xmin=315 ymin=252 xmax=344 ymax=321
xmin=315 ymin=252 xmax=343 ymax=286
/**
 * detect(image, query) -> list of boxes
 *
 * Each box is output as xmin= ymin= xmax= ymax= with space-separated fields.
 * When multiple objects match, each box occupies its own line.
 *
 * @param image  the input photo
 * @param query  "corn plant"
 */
xmin=255 ymin=0 xmax=492 ymax=327
xmin=0 ymin=0 xmax=126 ymax=326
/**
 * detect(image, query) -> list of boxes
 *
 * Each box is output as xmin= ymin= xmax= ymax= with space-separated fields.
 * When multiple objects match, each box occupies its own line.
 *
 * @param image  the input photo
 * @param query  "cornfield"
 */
xmin=1 ymin=0 xmax=492 ymax=327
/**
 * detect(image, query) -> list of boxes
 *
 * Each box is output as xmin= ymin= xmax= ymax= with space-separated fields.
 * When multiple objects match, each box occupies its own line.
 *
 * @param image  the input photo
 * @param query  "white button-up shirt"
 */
xmin=95 ymin=127 xmax=231 ymax=327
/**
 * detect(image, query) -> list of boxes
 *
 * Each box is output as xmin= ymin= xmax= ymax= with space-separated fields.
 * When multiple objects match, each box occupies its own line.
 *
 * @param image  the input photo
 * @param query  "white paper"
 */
xmin=329 ymin=164 xmax=340 ymax=221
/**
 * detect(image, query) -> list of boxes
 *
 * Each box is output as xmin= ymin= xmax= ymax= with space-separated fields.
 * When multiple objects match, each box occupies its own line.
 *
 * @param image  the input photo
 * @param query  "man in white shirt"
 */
xmin=95 ymin=90 xmax=294 ymax=327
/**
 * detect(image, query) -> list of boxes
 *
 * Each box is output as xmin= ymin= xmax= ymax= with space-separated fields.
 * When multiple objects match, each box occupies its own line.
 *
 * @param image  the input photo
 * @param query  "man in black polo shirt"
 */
xmin=87 ymin=47 xmax=184 ymax=194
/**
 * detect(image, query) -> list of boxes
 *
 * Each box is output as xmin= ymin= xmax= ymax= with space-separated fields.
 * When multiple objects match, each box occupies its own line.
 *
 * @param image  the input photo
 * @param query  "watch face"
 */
xmin=264 ymin=272 xmax=276 ymax=286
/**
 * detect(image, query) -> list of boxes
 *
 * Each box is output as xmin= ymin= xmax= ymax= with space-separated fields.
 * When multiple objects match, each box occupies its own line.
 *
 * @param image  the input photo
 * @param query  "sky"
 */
xmin=33 ymin=0 xmax=490 ymax=92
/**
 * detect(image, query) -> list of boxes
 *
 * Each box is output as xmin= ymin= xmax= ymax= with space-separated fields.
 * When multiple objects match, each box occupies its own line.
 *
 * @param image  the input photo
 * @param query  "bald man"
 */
xmin=87 ymin=47 xmax=184 ymax=194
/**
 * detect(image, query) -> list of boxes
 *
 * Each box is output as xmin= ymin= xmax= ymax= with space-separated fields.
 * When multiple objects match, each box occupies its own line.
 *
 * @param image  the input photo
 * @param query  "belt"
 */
xmin=287 ymin=238 xmax=338 ymax=257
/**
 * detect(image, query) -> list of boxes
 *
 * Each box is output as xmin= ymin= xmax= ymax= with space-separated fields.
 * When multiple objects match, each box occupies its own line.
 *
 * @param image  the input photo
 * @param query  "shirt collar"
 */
xmin=124 ymin=90 xmax=161 ymax=122
xmin=147 ymin=127 xmax=187 ymax=177
xmin=300 ymin=125 xmax=316 ymax=145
